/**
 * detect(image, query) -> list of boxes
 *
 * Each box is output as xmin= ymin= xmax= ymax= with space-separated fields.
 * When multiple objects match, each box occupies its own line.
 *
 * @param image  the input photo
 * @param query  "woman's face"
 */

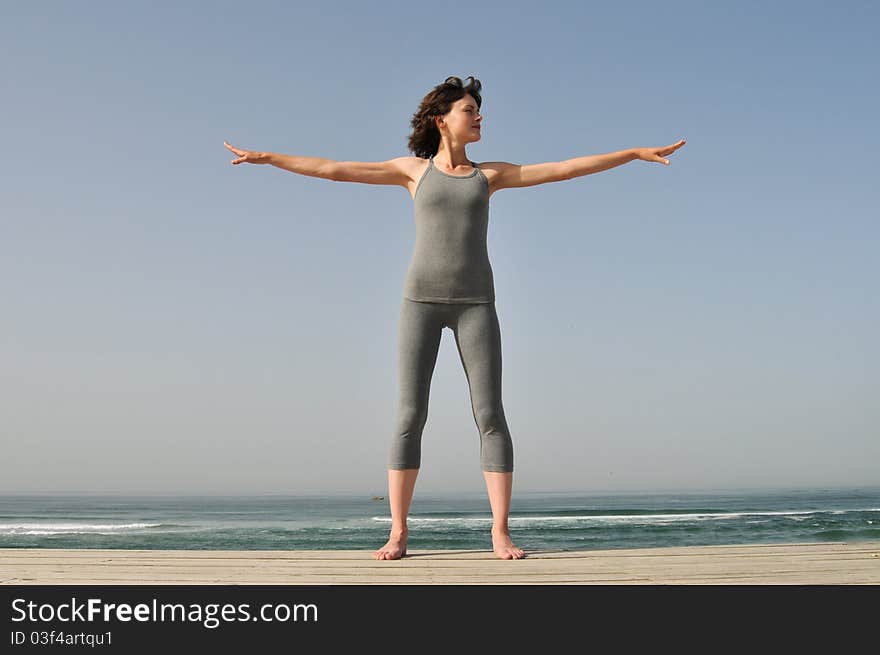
xmin=436 ymin=93 xmax=482 ymax=142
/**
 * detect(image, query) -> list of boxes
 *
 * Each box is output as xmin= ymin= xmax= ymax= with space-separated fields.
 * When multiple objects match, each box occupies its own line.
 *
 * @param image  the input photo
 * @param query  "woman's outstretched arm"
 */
xmin=485 ymin=139 xmax=686 ymax=193
xmin=223 ymin=141 xmax=414 ymax=187
xmin=224 ymin=141 xmax=336 ymax=179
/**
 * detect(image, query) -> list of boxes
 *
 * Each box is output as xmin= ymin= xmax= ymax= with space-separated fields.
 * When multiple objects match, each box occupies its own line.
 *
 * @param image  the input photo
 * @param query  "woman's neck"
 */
xmin=433 ymin=147 xmax=471 ymax=169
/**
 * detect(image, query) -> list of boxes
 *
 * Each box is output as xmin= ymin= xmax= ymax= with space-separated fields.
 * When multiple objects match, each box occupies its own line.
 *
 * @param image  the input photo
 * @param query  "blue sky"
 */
xmin=2 ymin=1 xmax=878 ymax=495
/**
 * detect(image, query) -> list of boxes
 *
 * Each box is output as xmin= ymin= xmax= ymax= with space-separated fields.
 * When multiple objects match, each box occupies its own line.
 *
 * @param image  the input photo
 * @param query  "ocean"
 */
xmin=1 ymin=487 xmax=878 ymax=552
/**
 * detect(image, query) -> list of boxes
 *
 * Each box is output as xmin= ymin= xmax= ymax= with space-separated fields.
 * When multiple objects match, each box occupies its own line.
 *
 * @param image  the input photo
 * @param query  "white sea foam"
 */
xmin=0 ymin=522 xmax=161 ymax=536
xmin=370 ymin=507 xmax=879 ymax=526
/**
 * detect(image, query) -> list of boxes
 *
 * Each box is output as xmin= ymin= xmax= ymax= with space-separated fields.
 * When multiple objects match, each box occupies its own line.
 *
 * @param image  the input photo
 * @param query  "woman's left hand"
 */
xmin=634 ymin=139 xmax=687 ymax=165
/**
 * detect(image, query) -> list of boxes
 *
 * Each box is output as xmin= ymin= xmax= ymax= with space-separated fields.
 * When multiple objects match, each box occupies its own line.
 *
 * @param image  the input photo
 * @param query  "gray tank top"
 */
xmin=402 ymin=155 xmax=495 ymax=303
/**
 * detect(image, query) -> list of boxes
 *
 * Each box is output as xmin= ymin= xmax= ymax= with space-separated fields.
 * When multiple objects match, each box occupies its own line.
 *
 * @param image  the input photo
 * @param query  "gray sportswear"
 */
xmin=389 ymin=157 xmax=513 ymax=472
xmin=402 ymin=155 xmax=495 ymax=304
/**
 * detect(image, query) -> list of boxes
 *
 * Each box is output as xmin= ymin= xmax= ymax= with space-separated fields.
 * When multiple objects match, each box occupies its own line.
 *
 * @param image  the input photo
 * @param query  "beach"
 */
xmin=3 ymin=490 xmax=879 ymax=584
xmin=3 ymin=541 xmax=879 ymax=584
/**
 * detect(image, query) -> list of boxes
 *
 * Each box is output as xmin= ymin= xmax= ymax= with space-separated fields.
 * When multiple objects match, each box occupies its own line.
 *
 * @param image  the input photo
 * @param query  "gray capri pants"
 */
xmin=388 ymin=298 xmax=514 ymax=472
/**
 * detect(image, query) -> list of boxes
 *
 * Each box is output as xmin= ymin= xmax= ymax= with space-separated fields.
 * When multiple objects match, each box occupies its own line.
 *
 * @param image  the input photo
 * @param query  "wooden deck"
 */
xmin=3 ymin=541 xmax=879 ymax=584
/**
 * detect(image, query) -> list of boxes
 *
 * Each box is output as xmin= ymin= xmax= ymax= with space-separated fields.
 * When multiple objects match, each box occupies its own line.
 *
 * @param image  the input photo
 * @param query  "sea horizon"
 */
xmin=1 ymin=485 xmax=878 ymax=553
xmin=3 ymin=483 xmax=878 ymax=497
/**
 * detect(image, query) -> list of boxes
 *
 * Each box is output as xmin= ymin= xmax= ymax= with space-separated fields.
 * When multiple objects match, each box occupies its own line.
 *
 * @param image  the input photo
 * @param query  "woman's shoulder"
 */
xmin=392 ymin=155 xmax=429 ymax=174
xmin=471 ymin=160 xmax=510 ymax=190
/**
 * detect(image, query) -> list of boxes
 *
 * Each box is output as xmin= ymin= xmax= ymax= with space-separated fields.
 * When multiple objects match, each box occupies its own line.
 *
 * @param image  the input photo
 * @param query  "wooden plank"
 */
xmin=2 ymin=542 xmax=879 ymax=585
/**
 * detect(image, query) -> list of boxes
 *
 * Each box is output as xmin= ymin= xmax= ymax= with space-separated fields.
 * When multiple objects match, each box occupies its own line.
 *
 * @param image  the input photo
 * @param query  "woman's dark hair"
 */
xmin=407 ymin=75 xmax=482 ymax=159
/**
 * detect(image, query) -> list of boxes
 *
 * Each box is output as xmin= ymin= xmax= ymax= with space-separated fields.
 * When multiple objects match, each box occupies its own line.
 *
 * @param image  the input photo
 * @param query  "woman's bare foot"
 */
xmin=374 ymin=528 xmax=408 ymax=560
xmin=491 ymin=528 xmax=525 ymax=559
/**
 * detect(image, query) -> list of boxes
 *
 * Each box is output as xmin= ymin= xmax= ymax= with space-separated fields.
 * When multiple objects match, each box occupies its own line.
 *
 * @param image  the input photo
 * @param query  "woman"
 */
xmin=224 ymin=75 xmax=686 ymax=561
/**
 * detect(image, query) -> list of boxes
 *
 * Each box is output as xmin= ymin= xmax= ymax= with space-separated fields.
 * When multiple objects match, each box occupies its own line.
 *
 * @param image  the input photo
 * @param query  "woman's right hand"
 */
xmin=224 ymin=141 xmax=270 ymax=165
